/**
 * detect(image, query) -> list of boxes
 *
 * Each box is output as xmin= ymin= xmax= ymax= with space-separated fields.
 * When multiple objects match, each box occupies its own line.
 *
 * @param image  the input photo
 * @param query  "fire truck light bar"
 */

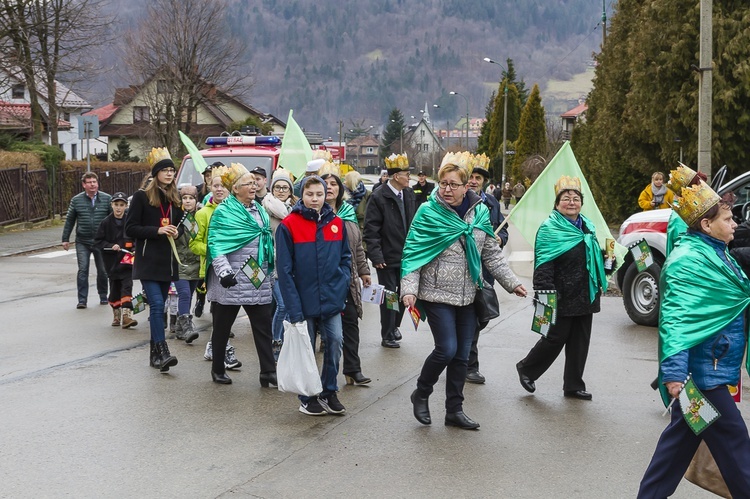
xmin=205 ymin=136 xmax=281 ymax=147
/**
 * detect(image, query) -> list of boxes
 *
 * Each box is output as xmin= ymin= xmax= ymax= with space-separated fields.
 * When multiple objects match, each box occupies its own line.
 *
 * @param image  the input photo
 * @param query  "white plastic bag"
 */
xmin=277 ymin=321 xmax=323 ymax=396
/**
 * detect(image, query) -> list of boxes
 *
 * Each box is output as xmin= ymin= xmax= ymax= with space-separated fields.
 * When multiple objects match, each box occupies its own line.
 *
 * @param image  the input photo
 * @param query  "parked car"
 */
xmin=615 ymin=165 xmax=750 ymax=326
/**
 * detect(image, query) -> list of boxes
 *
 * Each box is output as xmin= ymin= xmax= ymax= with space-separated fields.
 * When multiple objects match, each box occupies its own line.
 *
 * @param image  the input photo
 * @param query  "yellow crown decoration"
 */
xmin=317 ymin=160 xmax=340 ymax=178
xmin=384 ymin=153 xmax=409 ymax=170
xmin=668 ymin=163 xmax=698 ymax=194
xmin=470 ymin=153 xmax=491 ymax=173
xmin=440 ymin=151 xmax=472 ymax=171
xmin=211 ymin=165 xmax=229 ymax=181
xmin=146 ymin=147 xmax=172 ymax=168
xmin=674 ymin=180 xmax=720 ymax=226
xmin=220 ymin=162 xmax=249 ymax=189
xmin=312 ymin=149 xmax=334 ymax=162
xmin=554 ymin=175 xmax=582 ymax=195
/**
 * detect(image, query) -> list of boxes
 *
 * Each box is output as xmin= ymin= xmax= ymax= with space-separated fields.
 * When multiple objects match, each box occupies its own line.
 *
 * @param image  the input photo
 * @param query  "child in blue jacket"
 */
xmin=275 ymin=175 xmax=351 ymax=416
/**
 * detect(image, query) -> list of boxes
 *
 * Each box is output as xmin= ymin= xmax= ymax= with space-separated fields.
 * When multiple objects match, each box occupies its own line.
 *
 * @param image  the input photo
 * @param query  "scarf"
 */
xmin=206 ymin=194 xmax=274 ymax=273
xmin=401 ymin=193 xmax=493 ymax=287
xmin=346 ymin=181 xmax=367 ymax=209
xmin=651 ymin=183 xmax=667 ymax=205
xmin=336 ymin=202 xmax=358 ymax=225
xmin=534 ymin=210 xmax=607 ymax=301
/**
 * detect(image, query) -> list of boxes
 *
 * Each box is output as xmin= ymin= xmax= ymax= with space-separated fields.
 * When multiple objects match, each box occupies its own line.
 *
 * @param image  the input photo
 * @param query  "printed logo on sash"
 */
xmin=241 ymin=255 xmax=266 ymax=289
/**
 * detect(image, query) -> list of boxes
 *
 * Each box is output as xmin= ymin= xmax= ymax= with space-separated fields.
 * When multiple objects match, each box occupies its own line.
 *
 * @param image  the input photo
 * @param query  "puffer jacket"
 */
xmin=345 ymin=219 xmax=370 ymax=318
xmin=276 ymin=201 xmax=351 ymax=322
xmin=175 ymin=209 xmax=201 ymax=281
xmin=62 ymin=191 xmax=113 ymax=244
xmin=188 ymin=198 xmax=219 ymax=278
xmin=206 ymin=201 xmax=272 ymax=306
xmin=638 ymin=183 xmax=675 ymax=211
xmin=401 ymin=190 xmax=521 ymax=306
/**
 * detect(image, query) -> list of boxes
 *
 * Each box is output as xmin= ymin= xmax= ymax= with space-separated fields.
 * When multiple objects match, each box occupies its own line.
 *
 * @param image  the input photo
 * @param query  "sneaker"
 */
xmin=204 ymin=341 xmax=212 ymax=361
xmin=299 ymin=397 xmax=327 ymax=416
xmin=318 ymin=393 xmax=346 ymax=415
xmin=76 ymin=303 xmax=86 ymax=309
xmin=272 ymin=340 xmax=283 ymax=363
xmin=225 ymin=345 xmax=242 ymax=370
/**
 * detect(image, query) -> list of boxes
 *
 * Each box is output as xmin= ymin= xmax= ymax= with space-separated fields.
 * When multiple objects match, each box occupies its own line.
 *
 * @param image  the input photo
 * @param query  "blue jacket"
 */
xmin=661 ymin=232 xmax=747 ymax=390
xmin=275 ymin=201 xmax=351 ymax=322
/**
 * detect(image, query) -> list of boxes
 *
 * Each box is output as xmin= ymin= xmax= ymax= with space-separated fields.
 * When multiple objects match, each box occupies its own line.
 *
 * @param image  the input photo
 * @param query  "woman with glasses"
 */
xmin=263 ymin=168 xmax=298 ymax=359
xmin=206 ymin=164 xmax=277 ymax=386
xmin=515 ymin=176 xmax=608 ymax=401
xmin=401 ymin=153 xmax=527 ymax=430
xmin=125 ymin=148 xmax=184 ymax=372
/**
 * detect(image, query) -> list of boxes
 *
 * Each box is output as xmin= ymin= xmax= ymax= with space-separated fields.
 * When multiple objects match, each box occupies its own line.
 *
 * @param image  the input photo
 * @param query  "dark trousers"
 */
xmin=467 ymin=319 xmax=489 ymax=372
xmin=341 ymin=290 xmax=362 ymax=375
xmin=376 ymin=266 xmax=406 ymax=340
xmin=108 ymin=275 xmax=133 ymax=309
xmin=76 ymin=241 xmax=108 ymax=304
xmin=517 ymin=314 xmax=592 ymax=392
xmin=211 ymin=302 xmax=275 ymax=376
xmin=638 ymin=386 xmax=750 ymax=498
xmin=417 ymin=301 xmax=476 ymax=413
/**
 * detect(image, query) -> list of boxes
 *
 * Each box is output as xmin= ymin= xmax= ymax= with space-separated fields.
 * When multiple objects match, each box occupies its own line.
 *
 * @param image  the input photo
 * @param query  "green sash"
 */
xmin=534 ymin=210 xmax=607 ymax=301
xmin=207 ymin=194 xmax=274 ymax=273
xmin=401 ymin=194 xmax=494 ymax=287
xmin=666 ymin=209 xmax=688 ymax=257
xmin=659 ymin=232 xmax=750 ymax=375
xmin=336 ymin=202 xmax=358 ymax=225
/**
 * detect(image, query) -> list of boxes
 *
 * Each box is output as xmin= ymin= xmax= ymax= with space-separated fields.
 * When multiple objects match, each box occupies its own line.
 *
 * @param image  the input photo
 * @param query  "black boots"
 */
xmin=151 ymin=341 xmax=178 ymax=372
xmin=411 ymin=389 xmax=431 ymax=425
xmin=259 ymin=372 xmax=278 ymax=388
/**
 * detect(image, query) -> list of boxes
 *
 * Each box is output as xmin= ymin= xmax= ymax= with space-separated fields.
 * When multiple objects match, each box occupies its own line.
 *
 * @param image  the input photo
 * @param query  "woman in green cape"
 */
xmin=401 ymin=155 xmax=527 ymax=430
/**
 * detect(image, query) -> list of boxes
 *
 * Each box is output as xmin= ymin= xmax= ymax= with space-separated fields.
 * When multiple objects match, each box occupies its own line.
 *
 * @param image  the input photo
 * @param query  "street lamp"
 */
xmin=449 ymin=91 xmax=469 ymax=151
xmin=483 ymin=57 xmax=509 ymax=182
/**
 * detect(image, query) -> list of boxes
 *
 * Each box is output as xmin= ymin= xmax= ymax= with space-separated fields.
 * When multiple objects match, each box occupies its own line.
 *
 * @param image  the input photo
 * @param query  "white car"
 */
xmin=615 ymin=165 xmax=750 ymax=326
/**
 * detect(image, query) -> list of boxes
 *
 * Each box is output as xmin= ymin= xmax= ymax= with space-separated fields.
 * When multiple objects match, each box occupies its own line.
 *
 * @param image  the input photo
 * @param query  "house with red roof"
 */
xmin=561 ymin=102 xmax=588 ymax=141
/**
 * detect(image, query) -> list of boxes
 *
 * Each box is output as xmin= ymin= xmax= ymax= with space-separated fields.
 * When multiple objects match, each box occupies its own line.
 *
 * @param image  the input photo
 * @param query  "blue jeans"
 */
xmin=75 ymin=241 xmax=108 ymax=304
xmin=417 ymin=301 xmax=476 ymax=413
xmin=141 ymin=280 xmax=170 ymax=343
xmin=299 ymin=314 xmax=343 ymax=403
xmin=271 ymin=280 xmax=288 ymax=342
xmin=174 ymin=279 xmax=199 ymax=316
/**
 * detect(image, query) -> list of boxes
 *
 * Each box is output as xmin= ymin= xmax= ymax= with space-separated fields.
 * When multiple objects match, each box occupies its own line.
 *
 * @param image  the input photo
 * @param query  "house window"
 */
xmin=133 ymin=106 xmax=150 ymax=122
xmin=63 ymin=112 xmax=70 ymax=121
xmin=366 ymin=147 xmax=373 ymax=154
xmin=421 ymin=129 xmax=425 ymax=137
xmin=159 ymin=112 xmax=167 ymax=124
xmin=423 ymin=144 xmax=429 ymax=152
xmin=367 ymin=159 xmax=373 ymax=166
xmin=157 ymin=80 xmax=171 ymax=94
xmin=11 ymin=84 xmax=25 ymax=99
xmin=71 ymin=144 xmax=77 ymax=160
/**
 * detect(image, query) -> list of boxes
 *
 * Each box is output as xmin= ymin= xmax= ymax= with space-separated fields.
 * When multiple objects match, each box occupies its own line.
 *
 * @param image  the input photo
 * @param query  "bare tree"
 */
xmin=121 ymin=0 xmax=253 ymax=154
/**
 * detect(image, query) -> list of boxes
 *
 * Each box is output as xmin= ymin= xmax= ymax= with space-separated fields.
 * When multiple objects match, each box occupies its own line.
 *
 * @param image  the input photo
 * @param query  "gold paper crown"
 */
xmin=554 ymin=175 xmax=582 ymax=195
xmin=668 ymin=163 xmax=698 ymax=194
xmin=312 ymin=149 xmax=334 ymax=162
xmin=211 ymin=165 xmax=229 ymax=181
xmin=440 ymin=151 xmax=472 ymax=170
xmin=384 ymin=153 xmax=409 ymax=170
xmin=220 ymin=162 xmax=249 ymax=189
xmin=674 ymin=180 xmax=720 ymax=226
xmin=146 ymin=147 xmax=172 ymax=168
xmin=470 ymin=153 xmax=491 ymax=172
xmin=317 ymin=161 xmax=340 ymax=178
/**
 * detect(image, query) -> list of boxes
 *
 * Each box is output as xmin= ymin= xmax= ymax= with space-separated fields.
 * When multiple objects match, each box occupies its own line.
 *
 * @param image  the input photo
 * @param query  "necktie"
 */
xmin=396 ymin=191 xmax=406 ymax=229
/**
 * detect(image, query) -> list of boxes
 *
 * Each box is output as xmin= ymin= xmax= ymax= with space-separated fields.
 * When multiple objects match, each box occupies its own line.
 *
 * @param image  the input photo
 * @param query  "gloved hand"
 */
xmin=220 ymin=274 xmax=238 ymax=288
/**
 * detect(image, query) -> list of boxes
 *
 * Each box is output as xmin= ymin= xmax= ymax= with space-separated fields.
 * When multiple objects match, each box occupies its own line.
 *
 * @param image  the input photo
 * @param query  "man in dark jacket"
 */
xmin=62 ymin=172 xmax=112 ymax=308
xmin=412 ymin=170 xmax=434 ymax=207
xmin=363 ymin=157 xmax=415 ymax=348
xmin=371 ymin=169 xmax=389 ymax=193
xmin=465 ymin=164 xmax=509 ymax=383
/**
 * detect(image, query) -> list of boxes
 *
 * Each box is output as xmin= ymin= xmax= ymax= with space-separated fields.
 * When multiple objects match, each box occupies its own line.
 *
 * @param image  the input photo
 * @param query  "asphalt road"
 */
xmin=0 ymin=237 xmax=734 ymax=498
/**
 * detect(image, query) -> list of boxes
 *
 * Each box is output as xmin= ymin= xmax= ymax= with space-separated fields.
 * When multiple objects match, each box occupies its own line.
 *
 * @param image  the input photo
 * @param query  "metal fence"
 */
xmin=0 ymin=165 xmax=150 ymax=226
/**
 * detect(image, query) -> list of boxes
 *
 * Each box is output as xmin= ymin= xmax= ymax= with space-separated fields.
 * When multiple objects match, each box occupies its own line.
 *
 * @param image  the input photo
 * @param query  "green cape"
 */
xmin=666 ymin=209 xmax=688 ymax=257
xmin=401 ymin=194 xmax=494 ymax=287
xmin=336 ymin=202 xmax=358 ymax=225
xmin=534 ymin=210 xmax=607 ymax=301
xmin=659 ymin=232 xmax=750 ymax=376
xmin=206 ymin=194 xmax=274 ymax=273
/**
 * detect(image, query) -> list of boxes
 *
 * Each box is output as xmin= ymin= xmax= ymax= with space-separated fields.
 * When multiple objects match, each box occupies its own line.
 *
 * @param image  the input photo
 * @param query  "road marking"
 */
xmin=30 ymin=250 xmax=75 ymax=259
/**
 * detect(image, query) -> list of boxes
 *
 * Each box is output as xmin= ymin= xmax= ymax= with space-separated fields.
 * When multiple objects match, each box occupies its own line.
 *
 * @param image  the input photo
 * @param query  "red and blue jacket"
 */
xmin=275 ymin=200 xmax=351 ymax=322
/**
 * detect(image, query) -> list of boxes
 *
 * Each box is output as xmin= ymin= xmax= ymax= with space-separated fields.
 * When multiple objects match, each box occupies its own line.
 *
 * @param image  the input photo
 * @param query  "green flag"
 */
xmin=508 ymin=141 xmax=627 ymax=270
xmin=679 ymin=377 xmax=720 ymax=435
xmin=178 ymin=131 xmax=209 ymax=174
xmin=278 ymin=109 xmax=312 ymax=179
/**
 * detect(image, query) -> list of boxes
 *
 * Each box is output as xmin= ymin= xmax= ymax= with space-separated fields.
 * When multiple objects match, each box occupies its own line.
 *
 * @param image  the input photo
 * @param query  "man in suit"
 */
xmin=363 ymin=156 xmax=415 ymax=348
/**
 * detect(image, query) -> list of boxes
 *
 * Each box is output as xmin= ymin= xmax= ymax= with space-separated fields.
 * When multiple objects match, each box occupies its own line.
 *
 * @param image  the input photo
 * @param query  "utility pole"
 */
xmin=602 ymin=0 xmax=607 ymax=46
xmin=697 ymin=0 xmax=713 ymax=181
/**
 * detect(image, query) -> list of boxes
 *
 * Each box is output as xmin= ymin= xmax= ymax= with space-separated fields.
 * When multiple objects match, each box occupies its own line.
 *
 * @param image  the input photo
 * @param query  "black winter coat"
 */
xmin=481 ymin=192 xmax=509 ymax=286
xmin=533 ymin=219 xmax=601 ymax=317
xmin=363 ymin=184 xmax=416 ymax=267
xmin=125 ymin=190 xmax=184 ymax=282
xmin=412 ymin=180 xmax=434 ymax=207
xmin=94 ymin=213 xmax=134 ymax=279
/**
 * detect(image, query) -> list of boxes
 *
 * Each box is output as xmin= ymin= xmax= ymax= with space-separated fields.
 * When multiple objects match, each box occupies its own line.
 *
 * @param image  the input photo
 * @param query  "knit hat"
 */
xmin=270 ymin=168 xmax=294 ymax=192
xmin=179 ymin=185 xmax=198 ymax=198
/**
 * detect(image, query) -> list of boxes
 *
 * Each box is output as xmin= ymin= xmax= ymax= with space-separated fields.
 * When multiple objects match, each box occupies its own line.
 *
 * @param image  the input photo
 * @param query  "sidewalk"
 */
xmin=0 ymin=224 xmax=64 ymax=257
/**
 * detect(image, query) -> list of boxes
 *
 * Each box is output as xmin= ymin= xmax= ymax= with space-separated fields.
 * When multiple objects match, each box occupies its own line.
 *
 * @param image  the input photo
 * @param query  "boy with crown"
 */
xmin=638 ymin=180 xmax=750 ymax=497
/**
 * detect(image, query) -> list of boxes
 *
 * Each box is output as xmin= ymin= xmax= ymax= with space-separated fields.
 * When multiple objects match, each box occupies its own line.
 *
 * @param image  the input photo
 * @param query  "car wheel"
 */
xmin=622 ymin=260 xmax=661 ymax=327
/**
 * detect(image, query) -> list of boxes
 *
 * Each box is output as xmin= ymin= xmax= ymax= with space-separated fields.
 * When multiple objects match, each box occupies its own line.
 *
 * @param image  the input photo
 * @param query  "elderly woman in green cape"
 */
xmin=515 ymin=175 xmax=608 ymax=401
xmin=401 ymin=154 xmax=526 ymax=430
xmin=206 ymin=163 xmax=277 ymax=387
xmin=638 ymin=182 xmax=750 ymax=497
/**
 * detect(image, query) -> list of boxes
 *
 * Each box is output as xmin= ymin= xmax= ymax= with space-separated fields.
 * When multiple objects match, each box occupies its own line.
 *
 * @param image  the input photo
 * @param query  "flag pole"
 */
xmin=661 ymin=375 xmax=689 ymax=417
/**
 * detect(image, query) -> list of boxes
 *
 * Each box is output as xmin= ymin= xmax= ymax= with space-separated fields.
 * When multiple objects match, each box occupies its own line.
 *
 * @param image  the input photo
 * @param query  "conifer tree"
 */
xmin=513 ymin=84 xmax=546 ymax=181
xmin=110 ymin=137 xmax=139 ymax=162
xmin=381 ymin=108 xmax=405 ymax=159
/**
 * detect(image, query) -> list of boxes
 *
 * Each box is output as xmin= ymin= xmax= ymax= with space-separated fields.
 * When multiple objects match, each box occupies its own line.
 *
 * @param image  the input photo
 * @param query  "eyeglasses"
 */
xmin=273 ymin=185 xmax=290 ymax=192
xmin=438 ymin=181 xmax=464 ymax=191
xmin=161 ymin=168 xmax=176 ymax=174
xmin=559 ymin=197 xmax=581 ymax=204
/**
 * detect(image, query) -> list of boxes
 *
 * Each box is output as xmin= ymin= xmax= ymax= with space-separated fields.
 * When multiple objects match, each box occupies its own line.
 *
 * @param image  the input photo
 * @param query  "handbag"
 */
xmin=684 ymin=441 xmax=731 ymax=498
xmin=474 ymin=284 xmax=500 ymax=323
xmin=276 ymin=321 xmax=323 ymax=397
